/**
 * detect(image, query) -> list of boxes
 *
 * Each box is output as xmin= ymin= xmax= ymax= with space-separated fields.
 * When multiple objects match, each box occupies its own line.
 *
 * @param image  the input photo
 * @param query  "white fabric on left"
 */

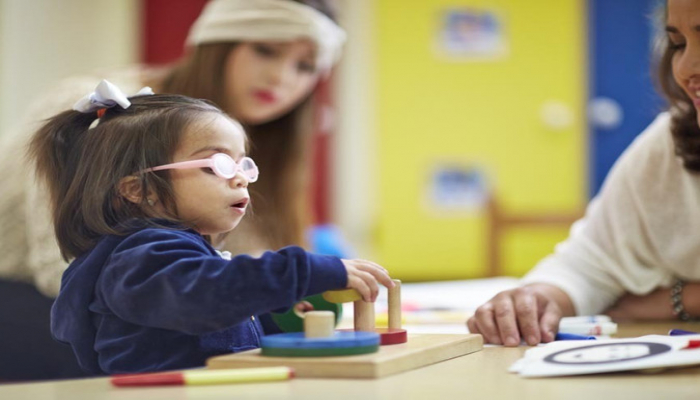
xmin=0 ymin=68 xmax=147 ymax=297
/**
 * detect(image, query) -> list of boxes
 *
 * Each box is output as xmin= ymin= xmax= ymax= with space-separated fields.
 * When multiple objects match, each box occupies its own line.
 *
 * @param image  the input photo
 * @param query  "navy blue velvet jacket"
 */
xmin=50 ymin=222 xmax=347 ymax=375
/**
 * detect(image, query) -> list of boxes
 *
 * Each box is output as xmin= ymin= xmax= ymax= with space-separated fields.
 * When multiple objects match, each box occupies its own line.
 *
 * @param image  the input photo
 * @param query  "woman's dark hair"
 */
xmin=656 ymin=3 xmax=700 ymax=171
xmin=29 ymin=94 xmax=225 ymax=260
xmin=155 ymin=0 xmax=338 ymax=251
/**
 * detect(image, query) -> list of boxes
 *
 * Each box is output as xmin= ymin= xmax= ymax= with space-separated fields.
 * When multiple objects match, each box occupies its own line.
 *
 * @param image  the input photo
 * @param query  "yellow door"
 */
xmin=375 ymin=0 xmax=587 ymax=280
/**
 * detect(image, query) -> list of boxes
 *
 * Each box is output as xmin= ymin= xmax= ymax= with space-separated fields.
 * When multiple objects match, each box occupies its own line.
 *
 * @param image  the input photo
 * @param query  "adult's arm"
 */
xmin=469 ymin=113 xmax=677 ymax=344
xmin=521 ymin=113 xmax=675 ymax=315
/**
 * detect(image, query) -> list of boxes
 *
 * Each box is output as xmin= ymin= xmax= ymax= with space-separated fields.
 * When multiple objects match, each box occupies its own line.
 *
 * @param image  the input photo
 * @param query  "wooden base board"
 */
xmin=206 ymin=333 xmax=483 ymax=379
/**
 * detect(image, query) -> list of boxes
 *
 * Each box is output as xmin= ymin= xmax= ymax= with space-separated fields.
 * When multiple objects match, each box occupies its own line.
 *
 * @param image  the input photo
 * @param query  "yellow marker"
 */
xmin=322 ymin=288 xmax=362 ymax=303
xmin=111 ymin=367 xmax=294 ymax=386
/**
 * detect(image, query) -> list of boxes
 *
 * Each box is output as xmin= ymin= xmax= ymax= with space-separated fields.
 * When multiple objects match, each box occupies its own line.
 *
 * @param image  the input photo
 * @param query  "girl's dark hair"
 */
xmin=154 ymin=0 xmax=338 ymax=250
xmin=29 ymin=94 xmax=225 ymax=260
xmin=656 ymin=4 xmax=700 ymax=171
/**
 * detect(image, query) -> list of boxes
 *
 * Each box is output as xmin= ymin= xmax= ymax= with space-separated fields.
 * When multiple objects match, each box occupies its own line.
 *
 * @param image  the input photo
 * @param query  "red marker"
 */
xmin=111 ymin=367 xmax=294 ymax=387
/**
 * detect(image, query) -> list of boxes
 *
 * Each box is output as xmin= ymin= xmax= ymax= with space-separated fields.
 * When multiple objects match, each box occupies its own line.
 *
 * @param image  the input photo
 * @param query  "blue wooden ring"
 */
xmin=261 ymin=344 xmax=378 ymax=357
xmin=261 ymin=331 xmax=380 ymax=349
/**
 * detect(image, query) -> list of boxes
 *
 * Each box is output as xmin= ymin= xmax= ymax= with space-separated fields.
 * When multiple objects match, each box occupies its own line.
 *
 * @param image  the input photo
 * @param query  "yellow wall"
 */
xmin=374 ymin=0 xmax=587 ymax=280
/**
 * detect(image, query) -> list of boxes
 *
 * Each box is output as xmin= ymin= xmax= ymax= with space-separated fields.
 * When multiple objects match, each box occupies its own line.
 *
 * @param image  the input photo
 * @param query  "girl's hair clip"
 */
xmin=73 ymin=79 xmax=154 ymax=114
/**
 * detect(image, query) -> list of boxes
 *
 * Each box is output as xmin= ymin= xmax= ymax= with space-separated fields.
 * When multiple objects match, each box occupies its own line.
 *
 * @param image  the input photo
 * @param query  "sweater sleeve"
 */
xmin=97 ymin=229 xmax=347 ymax=335
xmin=521 ymin=113 xmax=674 ymax=315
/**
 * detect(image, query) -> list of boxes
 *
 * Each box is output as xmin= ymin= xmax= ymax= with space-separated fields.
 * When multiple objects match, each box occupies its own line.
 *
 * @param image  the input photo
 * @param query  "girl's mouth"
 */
xmin=230 ymin=197 xmax=249 ymax=212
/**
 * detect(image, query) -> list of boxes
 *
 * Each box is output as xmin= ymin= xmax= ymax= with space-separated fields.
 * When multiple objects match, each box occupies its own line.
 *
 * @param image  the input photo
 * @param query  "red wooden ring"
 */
xmin=375 ymin=328 xmax=408 ymax=345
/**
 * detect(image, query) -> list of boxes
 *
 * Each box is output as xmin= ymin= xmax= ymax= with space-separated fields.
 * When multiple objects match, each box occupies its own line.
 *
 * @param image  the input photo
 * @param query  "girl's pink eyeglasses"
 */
xmin=144 ymin=153 xmax=259 ymax=182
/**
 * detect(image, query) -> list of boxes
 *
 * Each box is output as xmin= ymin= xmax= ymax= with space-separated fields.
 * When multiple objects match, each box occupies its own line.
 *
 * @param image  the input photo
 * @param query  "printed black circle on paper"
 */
xmin=543 ymin=342 xmax=672 ymax=365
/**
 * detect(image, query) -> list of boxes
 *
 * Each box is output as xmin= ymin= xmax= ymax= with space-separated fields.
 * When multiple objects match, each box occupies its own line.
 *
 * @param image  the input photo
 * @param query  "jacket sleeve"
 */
xmin=97 ymin=229 xmax=347 ymax=335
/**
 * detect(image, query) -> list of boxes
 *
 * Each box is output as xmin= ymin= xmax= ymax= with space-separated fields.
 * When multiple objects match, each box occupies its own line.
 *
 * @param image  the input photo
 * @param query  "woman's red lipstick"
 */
xmin=253 ymin=90 xmax=276 ymax=104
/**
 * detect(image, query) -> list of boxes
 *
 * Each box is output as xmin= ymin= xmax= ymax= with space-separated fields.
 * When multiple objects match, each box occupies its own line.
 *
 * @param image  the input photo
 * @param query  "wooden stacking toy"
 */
xmin=324 ymin=279 xmax=408 ymax=345
xmin=207 ymin=279 xmax=483 ymax=378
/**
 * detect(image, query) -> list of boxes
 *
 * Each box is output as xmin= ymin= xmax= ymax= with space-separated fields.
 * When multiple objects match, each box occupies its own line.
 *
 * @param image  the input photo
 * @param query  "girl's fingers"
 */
xmin=294 ymin=300 xmax=314 ymax=313
xmin=342 ymin=259 xmax=393 ymax=302
xmin=367 ymin=268 xmax=394 ymax=289
xmin=348 ymin=275 xmax=371 ymax=302
xmin=358 ymin=259 xmax=390 ymax=274
xmin=349 ymin=260 xmax=394 ymax=288
xmin=357 ymin=270 xmax=380 ymax=301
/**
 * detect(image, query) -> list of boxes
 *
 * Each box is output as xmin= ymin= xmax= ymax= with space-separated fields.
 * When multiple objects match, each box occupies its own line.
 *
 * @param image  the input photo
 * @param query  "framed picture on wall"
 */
xmin=436 ymin=8 xmax=508 ymax=61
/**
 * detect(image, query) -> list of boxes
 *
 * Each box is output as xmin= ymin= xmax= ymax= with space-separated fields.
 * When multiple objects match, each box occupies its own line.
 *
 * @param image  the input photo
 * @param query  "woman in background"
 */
xmin=468 ymin=0 xmax=700 ymax=347
xmin=0 ymin=0 xmax=345 ymax=380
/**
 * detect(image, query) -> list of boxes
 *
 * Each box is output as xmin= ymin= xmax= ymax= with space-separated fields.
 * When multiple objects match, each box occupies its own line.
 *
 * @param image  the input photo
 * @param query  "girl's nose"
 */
xmin=230 ymin=171 xmax=249 ymax=188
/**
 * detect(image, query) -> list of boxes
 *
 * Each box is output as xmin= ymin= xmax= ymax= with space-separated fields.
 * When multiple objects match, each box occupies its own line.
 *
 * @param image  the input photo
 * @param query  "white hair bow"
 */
xmin=73 ymin=79 xmax=154 ymax=114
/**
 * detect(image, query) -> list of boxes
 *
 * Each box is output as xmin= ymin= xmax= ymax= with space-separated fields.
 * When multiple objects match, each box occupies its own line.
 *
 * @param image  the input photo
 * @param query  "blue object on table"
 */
xmin=308 ymin=224 xmax=354 ymax=258
xmin=668 ymin=329 xmax=700 ymax=336
xmin=555 ymin=333 xmax=597 ymax=341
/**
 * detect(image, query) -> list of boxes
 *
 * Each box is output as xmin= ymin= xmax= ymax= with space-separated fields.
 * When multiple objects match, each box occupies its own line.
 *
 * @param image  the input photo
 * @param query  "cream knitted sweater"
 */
xmin=0 ymin=68 xmax=146 ymax=297
xmin=522 ymin=113 xmax=700 ymax=315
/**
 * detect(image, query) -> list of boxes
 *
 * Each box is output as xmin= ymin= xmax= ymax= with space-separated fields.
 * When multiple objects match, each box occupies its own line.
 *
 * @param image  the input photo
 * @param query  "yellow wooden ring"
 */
xmin=322 ymin=288 xmax=362 ymax=303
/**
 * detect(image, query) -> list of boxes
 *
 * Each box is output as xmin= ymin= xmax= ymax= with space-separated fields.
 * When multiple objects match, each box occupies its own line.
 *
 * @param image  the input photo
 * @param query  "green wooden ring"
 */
xmin=271 ymin=293 xmax=343 ymax=333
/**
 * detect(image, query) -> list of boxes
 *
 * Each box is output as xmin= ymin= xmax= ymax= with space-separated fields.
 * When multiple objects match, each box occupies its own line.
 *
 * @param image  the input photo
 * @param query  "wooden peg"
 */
xmin=304 ymin=311 xmax=335 ymax=338
xmin=388 ymin=279 xmax=402 ymax=330
xmin=354 ymin=300 xmax=375 ymax=332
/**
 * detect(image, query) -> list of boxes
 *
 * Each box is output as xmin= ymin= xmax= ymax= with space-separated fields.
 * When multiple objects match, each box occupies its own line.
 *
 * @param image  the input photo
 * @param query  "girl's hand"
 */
xmin=294 ymin=300 xmax=315 ymax=314
xmin=341 ymin=259 xmax=395 ymax=302
xmin=467 ymin=283 xmax=574 ymax=347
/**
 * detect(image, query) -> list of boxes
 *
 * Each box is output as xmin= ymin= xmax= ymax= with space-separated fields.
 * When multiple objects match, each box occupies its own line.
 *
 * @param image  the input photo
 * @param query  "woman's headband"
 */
xmin=186 ymin=0 xmax=346 ymax=72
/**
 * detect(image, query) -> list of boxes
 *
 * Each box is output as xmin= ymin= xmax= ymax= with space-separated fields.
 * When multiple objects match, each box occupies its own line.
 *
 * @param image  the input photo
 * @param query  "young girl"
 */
xmin=30 ymin=80 xmax=393 ymax=375
xmin=1 ymin=0 xmax=349 ymax=380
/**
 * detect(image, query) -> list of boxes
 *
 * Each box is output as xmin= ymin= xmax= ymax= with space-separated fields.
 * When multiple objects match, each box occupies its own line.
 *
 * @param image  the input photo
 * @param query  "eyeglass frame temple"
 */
xmin=145 ymin=159 xmax=213 ymax=173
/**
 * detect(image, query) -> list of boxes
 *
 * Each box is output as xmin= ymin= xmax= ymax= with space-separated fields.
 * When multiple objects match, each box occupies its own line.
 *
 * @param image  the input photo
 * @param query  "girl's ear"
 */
xmin=118 ymin=176 xmax=147 ymax=204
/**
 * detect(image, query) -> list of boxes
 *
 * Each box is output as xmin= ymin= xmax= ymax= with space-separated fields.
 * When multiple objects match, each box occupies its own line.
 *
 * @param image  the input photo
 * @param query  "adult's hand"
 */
xmin=467 ymin=283 xmax=574 ymax=346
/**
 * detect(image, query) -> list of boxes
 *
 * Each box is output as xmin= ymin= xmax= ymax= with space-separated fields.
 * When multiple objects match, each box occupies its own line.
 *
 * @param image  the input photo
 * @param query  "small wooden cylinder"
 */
xmin=354 ymin=300 xmax=375 ymax=332
xmin=388 ymin=279 xmax=402 ymax=330
xmin=304 ymin=311 xmax=335 ymax=338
